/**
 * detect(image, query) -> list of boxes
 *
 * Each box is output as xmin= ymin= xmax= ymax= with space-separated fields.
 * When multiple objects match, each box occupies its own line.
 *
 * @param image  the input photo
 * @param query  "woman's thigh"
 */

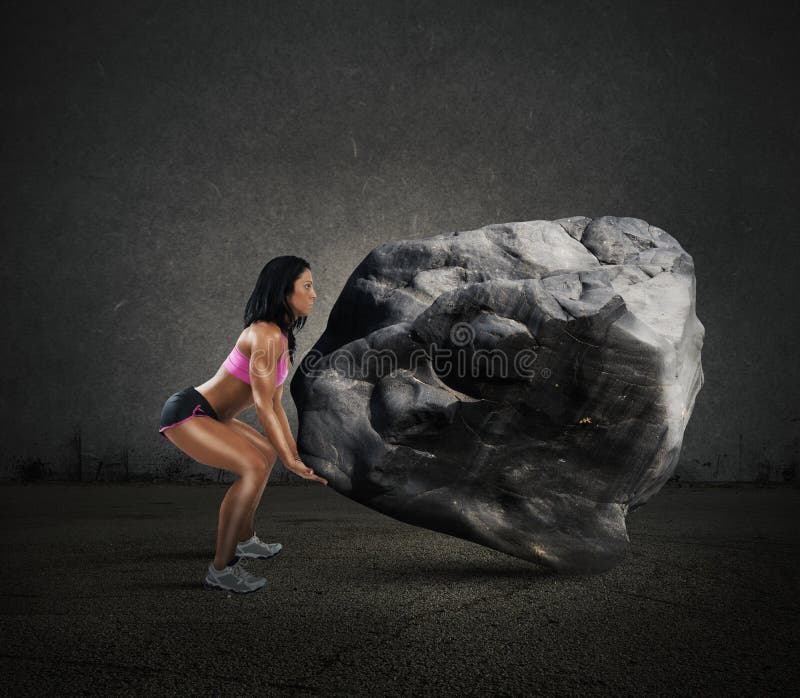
xmin=162 ymin=416 xmax=268 ymax=478
xmin=226 ymin=418 xmax=278 ymax=466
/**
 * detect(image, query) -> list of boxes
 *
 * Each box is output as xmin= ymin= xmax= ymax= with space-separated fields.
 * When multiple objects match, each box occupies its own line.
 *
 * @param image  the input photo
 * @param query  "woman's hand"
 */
xmin=286 ymin=456 xmax=329 ymax=485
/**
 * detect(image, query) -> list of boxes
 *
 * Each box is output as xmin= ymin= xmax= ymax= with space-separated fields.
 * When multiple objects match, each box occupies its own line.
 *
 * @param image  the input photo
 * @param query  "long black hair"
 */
xmin=243 ymin=255 xmax=311 ymax=366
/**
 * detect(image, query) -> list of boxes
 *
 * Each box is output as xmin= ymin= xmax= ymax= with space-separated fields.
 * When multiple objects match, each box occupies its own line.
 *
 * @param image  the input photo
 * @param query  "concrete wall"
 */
xmin=3 ymin=0 xmax=797 ymax=482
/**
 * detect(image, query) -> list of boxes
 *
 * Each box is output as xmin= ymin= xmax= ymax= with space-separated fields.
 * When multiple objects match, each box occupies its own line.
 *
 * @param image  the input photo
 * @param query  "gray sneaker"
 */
xmin=236 ymin=533 xmax=283 ymax=560
xmin=203 ymin=560 xmax=267 ymax=593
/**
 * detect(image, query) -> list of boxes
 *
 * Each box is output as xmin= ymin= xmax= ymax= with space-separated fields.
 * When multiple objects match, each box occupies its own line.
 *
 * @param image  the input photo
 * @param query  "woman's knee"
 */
xmin=228 ymin=419 xmax=279 ymax=468
xmin=240 ymin=453 xmax=271 ymax=483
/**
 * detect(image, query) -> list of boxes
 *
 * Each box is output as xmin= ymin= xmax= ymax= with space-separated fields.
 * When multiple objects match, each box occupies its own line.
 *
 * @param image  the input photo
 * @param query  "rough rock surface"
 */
xmin=291 ymin=216 xmax=705 ymax=573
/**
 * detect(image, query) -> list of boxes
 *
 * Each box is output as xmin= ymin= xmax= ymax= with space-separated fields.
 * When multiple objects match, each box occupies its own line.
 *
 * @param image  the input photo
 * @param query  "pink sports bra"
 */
xmin=222 ymin=331 xmax=288 ymax=386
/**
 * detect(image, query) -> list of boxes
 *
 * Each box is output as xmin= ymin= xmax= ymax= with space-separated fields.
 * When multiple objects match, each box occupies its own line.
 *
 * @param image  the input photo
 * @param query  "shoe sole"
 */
xmin=202 ymin=578 xmax=266 ymax=593
xmin=236 ymin=547 xmax=283 ymax=560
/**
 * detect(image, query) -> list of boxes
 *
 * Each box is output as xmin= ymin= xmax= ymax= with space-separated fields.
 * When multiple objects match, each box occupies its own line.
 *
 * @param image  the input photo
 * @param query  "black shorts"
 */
xmin=159 ymin=386 xmax=220 ymax=439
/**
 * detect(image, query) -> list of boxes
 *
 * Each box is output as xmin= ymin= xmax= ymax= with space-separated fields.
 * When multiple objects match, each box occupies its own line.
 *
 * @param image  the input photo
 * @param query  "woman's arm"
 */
xmin=274 ymin=403 xmax=297 ymax=460
xmin=250 ymin=326 xmax=328 ymax=485
xmin=271 ymin=383 xmax=297 ymax=459
xmin=249 ymin=324 xmax=325 ymax=484
xmin=249 ymin=325 xmax=298 ymax=466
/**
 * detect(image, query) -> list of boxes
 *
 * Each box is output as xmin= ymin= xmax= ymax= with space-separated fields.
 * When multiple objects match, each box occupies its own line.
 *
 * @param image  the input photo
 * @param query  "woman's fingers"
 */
xmin=303 ymin=468 xmax=328 ymax=485
xmin=291 ymin=458 xmax=328 ymax=485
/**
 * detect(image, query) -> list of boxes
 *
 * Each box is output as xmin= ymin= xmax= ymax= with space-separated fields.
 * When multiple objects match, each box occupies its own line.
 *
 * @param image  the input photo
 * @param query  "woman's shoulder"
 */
xmin=245 ymin=321 xmax=284 ymax=346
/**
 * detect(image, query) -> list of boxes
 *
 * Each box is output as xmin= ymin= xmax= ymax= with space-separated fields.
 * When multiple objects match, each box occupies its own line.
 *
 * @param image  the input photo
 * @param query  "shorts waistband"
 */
xmin=182 ymin=386 xmax=220 ymax=420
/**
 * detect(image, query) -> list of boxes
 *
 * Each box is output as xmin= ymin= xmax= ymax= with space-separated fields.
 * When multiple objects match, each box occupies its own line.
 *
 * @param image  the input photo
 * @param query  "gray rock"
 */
xmin=291 ymin=216 xmax=705 ymax=573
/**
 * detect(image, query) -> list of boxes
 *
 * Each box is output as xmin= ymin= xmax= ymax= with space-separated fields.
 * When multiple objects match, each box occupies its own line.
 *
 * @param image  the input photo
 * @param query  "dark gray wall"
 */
xmin=3 ymin=0 xmax=797 ymax=482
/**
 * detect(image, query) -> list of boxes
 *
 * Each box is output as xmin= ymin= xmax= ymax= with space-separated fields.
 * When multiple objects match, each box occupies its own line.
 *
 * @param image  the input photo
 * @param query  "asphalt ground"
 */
xmin=0 ymin=481 xmax=797 ymax=696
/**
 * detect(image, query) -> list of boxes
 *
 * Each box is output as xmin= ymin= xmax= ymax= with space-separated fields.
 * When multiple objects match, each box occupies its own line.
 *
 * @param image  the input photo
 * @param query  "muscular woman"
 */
xmin=158 ymin=255 xmax=327 ymax=593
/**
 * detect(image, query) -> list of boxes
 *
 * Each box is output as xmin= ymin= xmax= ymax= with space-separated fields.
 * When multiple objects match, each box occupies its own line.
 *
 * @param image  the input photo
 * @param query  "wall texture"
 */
xmin=2 ymin=0 xmax=797 ymax=482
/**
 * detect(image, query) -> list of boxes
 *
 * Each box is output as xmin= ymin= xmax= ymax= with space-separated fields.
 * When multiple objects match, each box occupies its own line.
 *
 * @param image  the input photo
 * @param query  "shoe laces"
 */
xmin=230 ymin=560 xmax=258 ymax=581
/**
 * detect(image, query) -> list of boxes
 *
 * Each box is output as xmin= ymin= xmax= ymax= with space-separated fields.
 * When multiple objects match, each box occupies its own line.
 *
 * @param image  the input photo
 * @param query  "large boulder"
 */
xmin=291 ymin=216 xmax=705 ymax=573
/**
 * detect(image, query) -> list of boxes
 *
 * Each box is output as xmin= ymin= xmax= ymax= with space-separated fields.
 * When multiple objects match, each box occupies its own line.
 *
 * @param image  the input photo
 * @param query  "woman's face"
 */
xmin=286 ymin=268 xmax=317 ymax=320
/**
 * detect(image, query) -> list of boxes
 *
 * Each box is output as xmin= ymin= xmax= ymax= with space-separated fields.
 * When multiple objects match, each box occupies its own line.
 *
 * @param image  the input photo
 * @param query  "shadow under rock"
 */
xmin=366 ymin=561 xmax=556 ymax=583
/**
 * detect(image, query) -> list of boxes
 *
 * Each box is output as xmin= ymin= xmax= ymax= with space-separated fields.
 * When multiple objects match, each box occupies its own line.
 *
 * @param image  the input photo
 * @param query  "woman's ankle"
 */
xmin=213 ymin=555 xmax=239 ymax=572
